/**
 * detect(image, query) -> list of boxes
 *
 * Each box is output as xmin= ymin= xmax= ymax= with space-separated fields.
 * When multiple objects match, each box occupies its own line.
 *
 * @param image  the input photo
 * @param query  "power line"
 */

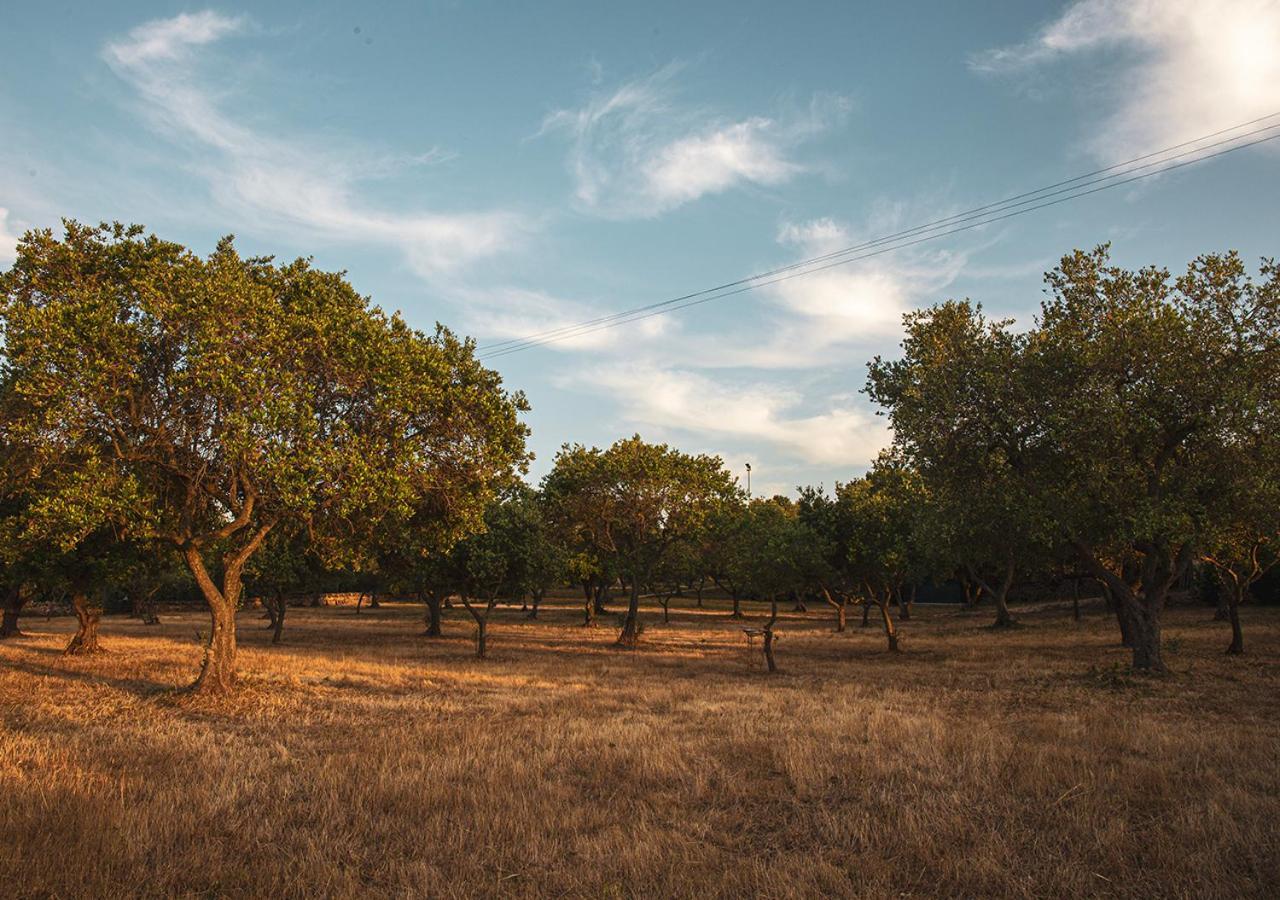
xmin=480 ymin=112 xmax=1280 ymax=355
xmin=485 ymin=127 xmax=1280 ymax=357
xmin=478 ymin=114 xmax=1280 ymax=360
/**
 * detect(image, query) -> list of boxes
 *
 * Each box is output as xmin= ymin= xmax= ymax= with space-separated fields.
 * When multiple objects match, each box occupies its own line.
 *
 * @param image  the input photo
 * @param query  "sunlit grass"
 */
xmin=2 ymin=597 xmax=1277 ymax=898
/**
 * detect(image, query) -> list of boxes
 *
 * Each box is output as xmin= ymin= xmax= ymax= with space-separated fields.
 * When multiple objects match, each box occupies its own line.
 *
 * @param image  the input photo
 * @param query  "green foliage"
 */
xmin=1 ymin=221 xmax=529 ymax=687
xmin=542 ymin=435 xmax=736 ymax=583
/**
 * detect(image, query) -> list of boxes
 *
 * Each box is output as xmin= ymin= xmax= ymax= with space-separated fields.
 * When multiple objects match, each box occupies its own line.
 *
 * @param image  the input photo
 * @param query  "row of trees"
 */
xmin=867 ymin=246 xmax=1280 ymax=668
xmin=2 ymin=225 xmax=1276 ymax=689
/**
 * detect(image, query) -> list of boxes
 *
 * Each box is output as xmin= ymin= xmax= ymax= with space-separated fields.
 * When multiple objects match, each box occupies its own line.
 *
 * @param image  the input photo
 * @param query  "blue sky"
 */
xmin=2 ymin=1 xmax=1278 ymax=496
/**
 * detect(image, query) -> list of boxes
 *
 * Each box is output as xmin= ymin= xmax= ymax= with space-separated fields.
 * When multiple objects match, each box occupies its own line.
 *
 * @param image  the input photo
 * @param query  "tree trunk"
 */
xmin=1077 ymin=540 xmax=1191 ymax=672
xmin=971 ymin=560 xmax=1016 ymax=628
xmin=896 ymin=585 xmax=910 ymax=621
xmin=1101 ymin=582 xmax=1135 ymax=648
xmin=190 ymin=579 xmax=238 ymax=693
xmin=1225 ymin=583 xmax=1245 ymax=655
xmin=820 ymin=586 xmax=846 ymax=633
xmin=790 ymin=590 xmax=807 ymax=613
xmin=1127 ymin=598 xmax=1163 ymax=671
xmin=423 ymin=591 xmax=443 ymax=637
xmin=991 ymin=592 xmax=1014 ymax=628
xmin=877 ymin=594 xmax=899 ymax=652
xmin=461 ymin=594 xmax=494 ymax=658
xmin=661 ymin=597 xmax=671 ymax=624
xmin=355 ymin=592 xmax=365 ymax=614
xmin=178 ymin=530 xmax=271 ymax=694
xmin=617 ymin=575 xmax=641 ymax=647
xmin=64 ymin=591 xmax=104 ymax=654
xmin=270 ymin=589 xmax=285 ymax=644
xmin=582 ymin=580 xmax=596 ymax=627
xmin=762 ymin=596 xmax=778 ymax=673
xmin=129 ymin=590 xmax=159 ymax=624
xmin=528 ymin=589 xmax=542 ymax=619
xmin=0 ymin=590 xmax=26 ymax=638
xmin=730 ymin=591 xmax=743 ymax=619
xmin=695 ymin=577 xmax=705 ymax=609
xmin=368 ymin=592 xmax=380 ymax=609
xmin=861 ymin=599 xmax=871 ymax=627
xmin=963 ymin=578 xmax=983 ymax=609
xmin=1213 ymin=591 xmax=1230 ymax=622
xmin=594 ymin=582 xmax=610 ymax=616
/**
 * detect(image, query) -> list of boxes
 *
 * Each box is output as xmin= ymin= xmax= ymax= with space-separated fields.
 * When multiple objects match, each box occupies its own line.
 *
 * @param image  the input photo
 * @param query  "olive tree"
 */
xmin=543 ymin=436 xmax=735 ymax=647
xmin=867 ymin=301 xmax=1051 ymax=629
xmin=1034 ymin=248 xmax=1279 ymax=670
xmin=0 ymin=222 xmax=528 ymax=692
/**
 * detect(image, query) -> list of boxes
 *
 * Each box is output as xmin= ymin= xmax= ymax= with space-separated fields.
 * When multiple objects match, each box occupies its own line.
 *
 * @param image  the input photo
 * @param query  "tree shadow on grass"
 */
xmin=2 ymin=655 xmax=173 ymax=697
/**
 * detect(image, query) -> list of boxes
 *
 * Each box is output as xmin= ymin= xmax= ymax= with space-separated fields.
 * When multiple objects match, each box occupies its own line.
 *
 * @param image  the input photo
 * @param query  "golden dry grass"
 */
xmin=2 ymin=596 xmax=1278 ymax=899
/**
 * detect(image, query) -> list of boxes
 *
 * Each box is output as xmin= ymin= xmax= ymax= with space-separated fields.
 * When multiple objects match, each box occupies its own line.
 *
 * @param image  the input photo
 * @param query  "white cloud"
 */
xmin=454 ymin=285 xmax=671 ymax=352
xmin=973 ymin=0 xmax=1280 ymax=161
xmin=0 ymin=208 xmax=22 ymax=267
xmin=654 ymin=214 xmax=968 ymax=369
xmin=481 ymin=209 xmax=970 ymax=370
xmin=103 ymin=11 xmax=523 ymax=277
xmin=541 ymin=66 xmax=848 ymax=218
xmin=566 ymin=363 xmax=890 ymax=467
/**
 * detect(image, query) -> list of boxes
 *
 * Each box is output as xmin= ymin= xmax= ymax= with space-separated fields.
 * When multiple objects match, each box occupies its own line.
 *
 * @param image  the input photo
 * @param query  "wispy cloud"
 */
xmin=103 ymin=10 xmax=524 ymax=277
xmin=561 ymin=363 xmax=889 ymax=466
xmin=451 ymin=285 xmax=670 ymax=352
xmin=540 ymin=65 xmax=849 ymax=218
xmin=972 ymin=0 xmax=1280 ymax=161
xmin=475 ymin=208 xmax=971 ymax=369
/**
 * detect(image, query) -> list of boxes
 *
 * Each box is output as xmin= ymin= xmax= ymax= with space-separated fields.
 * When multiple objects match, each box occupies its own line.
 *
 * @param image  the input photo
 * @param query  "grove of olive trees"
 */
xmin=2 ymin=226 xmax=1277 ymax=688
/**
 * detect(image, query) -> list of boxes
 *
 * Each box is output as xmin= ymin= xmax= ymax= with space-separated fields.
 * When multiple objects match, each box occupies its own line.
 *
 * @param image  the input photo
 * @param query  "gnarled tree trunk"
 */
xmin=64 ymin=591 xmax=104 ymax=654
xmin=820 ymin=585 xmax=847 ymax=633
xmin=970 ymin=559 xmax=1016 ymax=629
xmin=582 ymin=580 xmax=596 ymax=627
xmin=461 ymin=592 xmax=497 ymax=658
xmin=528 ymin=588 xmax=543 ymax=619
xmin=1126 ymin=598 xmax=1163 ymax=671
xmin=182 ymin=532 xmax=270 ymax=694
xmin=1077 ymin=540 xmax=1190 ymax=672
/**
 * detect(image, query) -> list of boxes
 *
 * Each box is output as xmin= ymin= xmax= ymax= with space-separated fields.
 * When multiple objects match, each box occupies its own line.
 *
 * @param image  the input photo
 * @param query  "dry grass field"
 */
xmin=2 ymin=596 xmax=1278 ymax=899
